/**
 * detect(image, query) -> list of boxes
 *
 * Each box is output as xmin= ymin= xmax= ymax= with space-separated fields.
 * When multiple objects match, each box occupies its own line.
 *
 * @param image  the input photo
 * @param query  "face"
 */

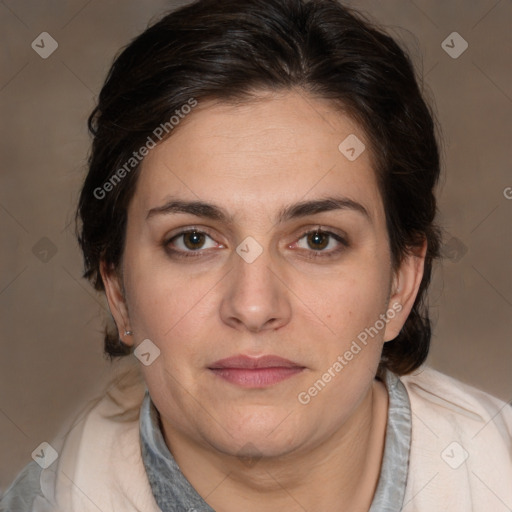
xmin=102 ymin=90 xmax=421 ymax=460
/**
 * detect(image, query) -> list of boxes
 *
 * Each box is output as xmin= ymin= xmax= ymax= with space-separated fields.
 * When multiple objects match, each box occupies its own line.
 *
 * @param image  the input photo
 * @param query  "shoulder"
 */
xmin=400 ymin=365 xmax=512 ymax=441
xmin=0 ymin=462 xmax=45 ymax=512
xmin=52 ymin=359 xmax=160 ymax=511
xmin=399 ymin=365 xmax=512 ymax=511
xmin=2 ymin=359 xmax=159 ymax=512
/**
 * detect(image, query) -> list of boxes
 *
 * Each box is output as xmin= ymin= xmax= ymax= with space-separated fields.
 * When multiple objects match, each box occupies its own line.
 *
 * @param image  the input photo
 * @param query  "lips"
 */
xmin=209 ymin=354 xmax=302 ymax=369
xmin=208 ymin=355 xmax=305 ymax=388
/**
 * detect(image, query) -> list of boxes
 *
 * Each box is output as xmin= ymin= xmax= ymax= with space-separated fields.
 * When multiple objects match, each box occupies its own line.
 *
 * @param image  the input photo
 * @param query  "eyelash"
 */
xmin=294 ymin=229 xmax=349 ymax=259
xmin=163 ymin=227 xmax=349 ymax=260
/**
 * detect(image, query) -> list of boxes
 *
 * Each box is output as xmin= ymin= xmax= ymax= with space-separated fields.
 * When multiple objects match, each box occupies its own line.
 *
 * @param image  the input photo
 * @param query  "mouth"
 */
xmin=208 ymin=355 xmax=306 ymax=388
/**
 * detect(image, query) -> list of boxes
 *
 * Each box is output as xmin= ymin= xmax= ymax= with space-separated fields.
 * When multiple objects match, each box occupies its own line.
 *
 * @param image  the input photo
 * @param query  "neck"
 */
xmin=162 ymin=379 xmax=388 ymax=512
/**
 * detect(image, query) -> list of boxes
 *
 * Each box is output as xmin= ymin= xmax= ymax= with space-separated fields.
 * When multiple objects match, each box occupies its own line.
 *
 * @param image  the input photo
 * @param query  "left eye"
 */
xmin=169 ymin=230 xmax=218 ymax=251
xmin=295 ymin=230 xmax=345 ymax=252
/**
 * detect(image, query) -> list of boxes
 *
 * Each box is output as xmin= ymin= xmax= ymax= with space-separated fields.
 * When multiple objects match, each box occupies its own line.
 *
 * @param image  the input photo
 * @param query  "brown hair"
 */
xmin=76 ymin=0 xmax=441 ymax=375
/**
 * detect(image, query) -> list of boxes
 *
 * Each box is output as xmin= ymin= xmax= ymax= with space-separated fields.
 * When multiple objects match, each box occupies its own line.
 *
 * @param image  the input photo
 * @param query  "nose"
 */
xmin=219 ymin=247 xmax=292 ymax=333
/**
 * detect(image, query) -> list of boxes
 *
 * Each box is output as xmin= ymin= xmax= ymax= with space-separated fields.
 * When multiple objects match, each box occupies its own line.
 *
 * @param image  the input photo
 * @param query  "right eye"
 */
xmin=164 ymin=229 xmax=224 ymax=258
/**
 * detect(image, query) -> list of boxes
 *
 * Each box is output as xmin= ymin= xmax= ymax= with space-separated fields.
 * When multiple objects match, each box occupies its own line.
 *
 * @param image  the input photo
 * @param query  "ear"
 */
xmin=100 ymin=260 xmax=134 ymax=346
xmin=383 ymin=240 xmax=427 ymax=342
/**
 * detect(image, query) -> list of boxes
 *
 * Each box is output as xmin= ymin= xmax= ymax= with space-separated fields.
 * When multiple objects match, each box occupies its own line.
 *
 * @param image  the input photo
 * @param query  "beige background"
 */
xmin=1 ymin=0 xmax=511 ymax=491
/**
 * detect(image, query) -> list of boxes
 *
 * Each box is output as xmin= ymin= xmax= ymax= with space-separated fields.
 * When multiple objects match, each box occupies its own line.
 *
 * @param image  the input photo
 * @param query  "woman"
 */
xmin=2 ymin=0 xmax=511 ymax=510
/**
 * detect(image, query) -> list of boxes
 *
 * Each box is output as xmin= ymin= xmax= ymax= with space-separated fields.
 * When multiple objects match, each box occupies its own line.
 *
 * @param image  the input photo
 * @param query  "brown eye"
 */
xmin=183 ymin=231 xmax=206 ymax=250
xmin=294 ymin=229 xmax=348 ymax=259
xmin=306 ymin=231 xmax=329 ymax=250
xmin=166 ymin=229 xmax=219 ymax=256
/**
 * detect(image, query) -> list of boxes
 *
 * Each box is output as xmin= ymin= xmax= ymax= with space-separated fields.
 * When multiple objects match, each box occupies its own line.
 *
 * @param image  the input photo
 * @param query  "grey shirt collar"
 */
xmin=140 ymin=369 xmax=411 ymax=512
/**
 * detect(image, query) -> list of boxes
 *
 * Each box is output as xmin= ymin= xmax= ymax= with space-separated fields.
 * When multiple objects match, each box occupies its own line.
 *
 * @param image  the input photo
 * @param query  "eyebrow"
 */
xmin=146 ymin=196 xmax=370 ymax=224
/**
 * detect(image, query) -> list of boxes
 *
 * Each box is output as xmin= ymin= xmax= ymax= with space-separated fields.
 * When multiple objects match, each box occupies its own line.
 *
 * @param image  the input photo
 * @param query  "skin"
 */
xmin=101 ymin=90 xmax=426 ymax=512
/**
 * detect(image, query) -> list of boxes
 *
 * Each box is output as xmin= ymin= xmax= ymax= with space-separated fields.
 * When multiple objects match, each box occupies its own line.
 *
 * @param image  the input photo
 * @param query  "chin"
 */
xmin=206 ymin=413 xmax=305 ymax=460
xmin=223 ymin=435 xmax=299 ymax=462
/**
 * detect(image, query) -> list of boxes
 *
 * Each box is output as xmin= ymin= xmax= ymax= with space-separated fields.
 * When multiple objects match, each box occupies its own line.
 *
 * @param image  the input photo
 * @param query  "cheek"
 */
xmin=126 ymin=266 xmax=213 ymax=406
xmin=124 ymin=257 xmax=219 ymax=362
xmin=294 ymin=269 xmax=390 ymax=423
xmin=307 ymin=264 xmax=391 ymax=343
xmin=127 ymin=275 xmax=176 ymax=339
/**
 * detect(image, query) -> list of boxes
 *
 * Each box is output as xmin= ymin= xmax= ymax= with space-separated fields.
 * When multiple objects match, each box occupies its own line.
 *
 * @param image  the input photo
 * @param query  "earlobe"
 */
xmin=100 ymin=260 xmax=134 ymax=345
xmin=383 ymin=241 xmax=427 ymax=342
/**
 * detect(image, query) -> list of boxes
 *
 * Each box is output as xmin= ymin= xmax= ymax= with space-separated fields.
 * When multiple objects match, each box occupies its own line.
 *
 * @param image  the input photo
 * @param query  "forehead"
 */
xmin=132 ymin=91 xmax=383 ymax=222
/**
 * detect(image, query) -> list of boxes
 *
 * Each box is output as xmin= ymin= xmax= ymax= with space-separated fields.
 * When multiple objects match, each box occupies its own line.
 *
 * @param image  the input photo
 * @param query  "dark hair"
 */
xmin=76 ymin=0 xmax=441 ymax=376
